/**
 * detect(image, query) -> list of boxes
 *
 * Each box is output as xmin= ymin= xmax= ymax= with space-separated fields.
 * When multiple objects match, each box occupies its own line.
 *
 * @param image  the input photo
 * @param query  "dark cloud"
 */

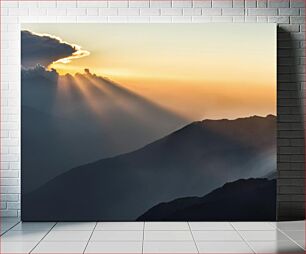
xmin=21 ymin=30 xmax=77 ymax=68
xmin=21 ymin=64 xmax=59 ymax=82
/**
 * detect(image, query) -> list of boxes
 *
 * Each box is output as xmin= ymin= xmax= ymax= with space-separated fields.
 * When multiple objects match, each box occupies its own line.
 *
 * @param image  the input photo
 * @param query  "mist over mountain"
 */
xmin=23 ymin=115 xmax=276 ymax=221
xmin=22 ymin=67 xmax=187 ymax=193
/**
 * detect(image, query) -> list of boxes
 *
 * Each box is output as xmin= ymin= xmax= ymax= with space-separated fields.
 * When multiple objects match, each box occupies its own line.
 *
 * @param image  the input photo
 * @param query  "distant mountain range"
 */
xmin=137 ymin=178 xmax=276 ymax=221
xmin=22 ymin=114 xmax=276 ymax=221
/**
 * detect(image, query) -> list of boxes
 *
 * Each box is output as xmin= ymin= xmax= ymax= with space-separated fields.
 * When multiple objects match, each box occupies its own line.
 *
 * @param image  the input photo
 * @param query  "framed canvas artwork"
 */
xmin=21 ymin=24 xmax=277 ymax=221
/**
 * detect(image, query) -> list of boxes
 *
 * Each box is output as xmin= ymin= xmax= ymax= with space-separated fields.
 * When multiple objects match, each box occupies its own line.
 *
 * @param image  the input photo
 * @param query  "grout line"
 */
xmin=229 ymin=222 xmax=256 ymax=254
xmin=83 ymin=222 xmax=97 ymax=254
xmin=0 ymin=220 xmax=20 ymax=236
xmin=29 ymin=222 xmax=57 ymax=254
xmin=276 ymin=227 xmax=305 ymax=251
xmin=141 ymin=222 xmax=145 ymax=254
xmin=187 ymin=221 xmax=200 ymax=254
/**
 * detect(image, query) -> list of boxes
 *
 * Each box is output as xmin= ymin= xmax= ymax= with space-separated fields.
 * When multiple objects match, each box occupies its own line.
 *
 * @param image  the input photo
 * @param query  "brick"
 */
xmin=245 ymin=16 xmax=257 ymax=22
xmin=278 ymin=179 xmax=305 ymax=186
xmin=0 ymin=194 xmax=18 ymax=202
xmin=129 ymin=1 xmax=149 ymax=7
xmin=150 ymin=0 xmax=171 ymax=7
xmin=108 ymin=0 xmax=128 ymax=7
xmin=290 ymin=16 xmax=305 ymax=24
xmin=247 ymin=8 xmax=278 ymax=15
xmin=7 ymin=202 xmax=20 ymax=210
xmin=19 ymin=1 xmax=38 ymax=8
xmin=172 ymin=0 xmax=192 ymax=7
xmin=0 ymin=170 xmax=19 ymax=178
xmin=8 ymin=8 xmax=29 ymax=16
xmin=192 ymin=16 xmax=212 ymax=22
xmin=183 ymin=8 xmax=202 ymax=16
xmin=140 ymin=8 xmax=160 ymax=16
xmin=127 ymin=16 xmax=150 ymax=22
xmin=212 ymin=0 xmax=233 ymax=7
xmin=172 ymin=16 xmax=192 ymax=22
xmin=67 ymin=8 xmax=86 ymax=16
xmin=279 ymin=8 xmax=300 ymax=15
xmin=56 ymin=16 xmax=77 ymax=22
xmin=257 ymin=16 xmax=268 ymax=22
xmin=279 ymin=186 xmax=305 ymax=194
xmin=212 ymin=16 xmax=233 ymax=22
xmin=278 ymin=195 xmax=305 ymax=202
xmin=279 ymin=146 xmax=304 ymax=155
xmin=86 ymin=8 xmax=99 ymax=16
xmin=269 ymin=16 xmax=290 ymax=24
xmin=193 ymin=0 xmax=212 ymax=7
xmin=149 ymin=16 xmax=172 ymax=22
xmin=47 ymin=8 xmax=67 ymax=16
xmin=245 ymin=0 xmax=256 ymax=7
xmin=233 ymin=16 xmax=245 ymax=22
xmin=107 ymin=16 xmax=128 ymax=22
xmin=268 ymin=0 xmax=290 ymax=7
xmin=57 ymin=1 xmax=77 ymax=8
xmin=161 ymin=8 xmax=183 ymax=16
xmin=290 ymin=0 xmax=305 ymax=7
xmin=39 ymin=1 xmax=56 ymax=8
xmin=222 ymin=8 xmax=245 ymax=15
xmin=257 ymin=0 xmax=267 ymax=8
xmin=1 ymin=210 xmax=18 ymax=217
xmin=118 ymin=8 xmax=140 ymax=16
xmin=202 ymin=8 xmax=222 ymax=15
xmin=233 ymin=0 xmax=244 ymax=7
xmin=77 ymin=1 xmax=108 ymax=7
xmin=0 ymin=178 xmax=19 ymax=186
xmin=1 ymin=1 xmax=18 ymax=8
xmin=99 ymin=8 xmax=118 ymax=16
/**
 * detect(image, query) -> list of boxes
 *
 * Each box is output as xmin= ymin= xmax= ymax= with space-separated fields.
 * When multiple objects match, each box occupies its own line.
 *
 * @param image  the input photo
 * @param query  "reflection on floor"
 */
xmin=0 ymin=218 xmax=304 ymax=253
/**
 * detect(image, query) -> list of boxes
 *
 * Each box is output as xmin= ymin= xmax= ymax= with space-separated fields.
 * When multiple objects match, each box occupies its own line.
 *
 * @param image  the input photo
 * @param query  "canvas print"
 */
xmin=21 ymin=24 xmax=277 ymax=221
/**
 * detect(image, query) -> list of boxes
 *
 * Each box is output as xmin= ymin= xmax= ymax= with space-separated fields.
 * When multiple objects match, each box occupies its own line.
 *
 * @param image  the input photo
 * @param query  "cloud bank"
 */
xmin=21 ymin=30 xmax=89 ymax=68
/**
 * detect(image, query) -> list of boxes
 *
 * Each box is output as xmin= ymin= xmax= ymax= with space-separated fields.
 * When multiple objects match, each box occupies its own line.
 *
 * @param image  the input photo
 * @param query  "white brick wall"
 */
xmin=0 ymin=0 xmax=305 ymax=219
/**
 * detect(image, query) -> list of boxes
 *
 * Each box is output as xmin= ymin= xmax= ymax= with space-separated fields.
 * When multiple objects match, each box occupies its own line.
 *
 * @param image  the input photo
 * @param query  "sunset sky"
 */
xmin=21 ymin=23 xmax=276 ymax=121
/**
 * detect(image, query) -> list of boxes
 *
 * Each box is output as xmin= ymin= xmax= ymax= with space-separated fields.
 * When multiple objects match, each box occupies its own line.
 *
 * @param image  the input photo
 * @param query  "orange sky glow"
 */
xmin=22 ymin=23 xmax=276 ymax=121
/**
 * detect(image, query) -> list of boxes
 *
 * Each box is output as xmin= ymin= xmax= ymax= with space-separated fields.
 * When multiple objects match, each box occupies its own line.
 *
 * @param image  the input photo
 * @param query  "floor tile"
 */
xmin=85 ymin=241 xmax=143 ymax=253
xmin=90 ymin=230 xmax=143 ymax=241
xmin=32 ymin=241 xmax=87 ymax=253
xmin=145 ymin=222 xmax=190 ymax=230
xmin=42 ymin=230 xmax=92 ymax=242
xmin=239 ymin=230 xmax=291 ymax=241
xmin=275 ymin=221 xmax=305 ymax=231
xmin=1 ymin=221 xmax=21 ymax=234
xmin=144 ymin=230 xmax=193 ymax=241
xmin=52 ymin=222 xmax=96 ymax=231
xmin=12 ymin=222 xmax=55 ymax=231
xmin=282 ymin=230 xmax=305 ymax=249
xmin=0 ymin=218 xmax=20 ymax=224
xmin=249 ymin=240 xmax=304 ymax=253
xmin=0 ymin=241 xmax=37 ymax=253
xmin=192 ymin=230 xmax=243 ymax=241
xmin=1 ymin=230 xmax=47 ymax=242
xmin=232 ymin=222 xmax=276 ymax=231
xmin=197 ymin=241 xmax=253 ymax=253
xmin=189 ymin=222 xmax=234 ymax=231
xmin=143 ymin=241 xmax=198 ymax=253
xmin=95 ymin=222 xmax=144 ymax=231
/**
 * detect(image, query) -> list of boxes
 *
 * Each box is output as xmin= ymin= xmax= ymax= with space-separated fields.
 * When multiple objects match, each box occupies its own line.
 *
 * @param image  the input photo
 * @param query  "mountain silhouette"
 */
xmin=137 ymin=178 xmax=276 ymax=221
xmin=22 ymin=115 xmax=276 ymax=221
xmin=22 ymin=68 xmax=186 ymax=193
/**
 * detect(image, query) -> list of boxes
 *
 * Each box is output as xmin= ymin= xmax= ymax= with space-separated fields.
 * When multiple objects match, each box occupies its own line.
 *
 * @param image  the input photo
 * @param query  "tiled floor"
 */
xmin=0 ymin=219 xmax=304 ymax=253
